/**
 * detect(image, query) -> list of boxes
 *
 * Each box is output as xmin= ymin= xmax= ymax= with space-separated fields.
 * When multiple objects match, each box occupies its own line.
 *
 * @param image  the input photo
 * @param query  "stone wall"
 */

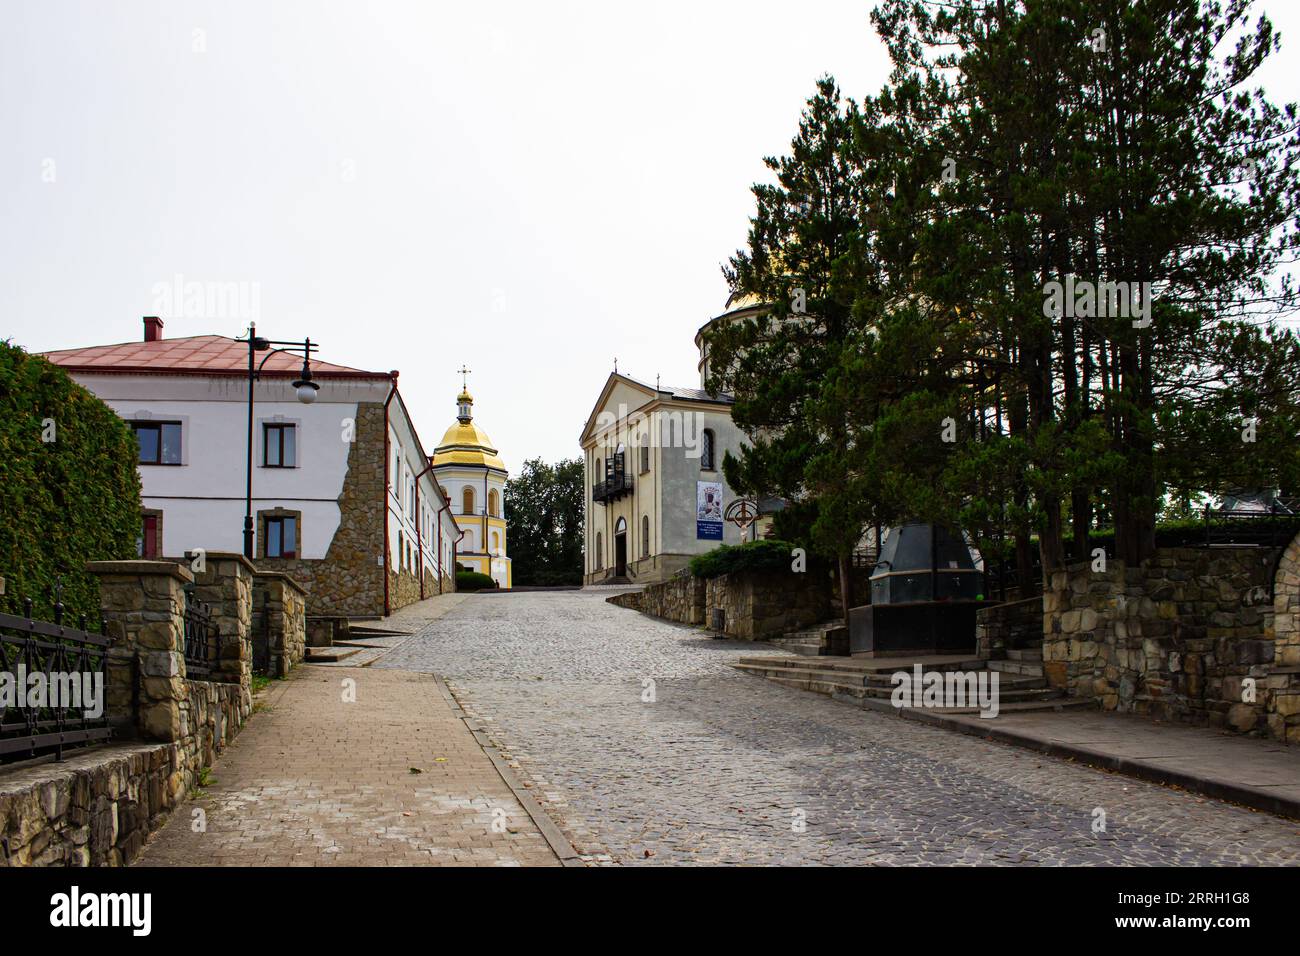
xmin=976 ymin=596 xmax=1044 ymax=659
xmin=389 ymin=566 xmax=422 ymax=612
xmin=705 ymin=569 xmax=832 ymax=640
xmin=1042 ymin=545 xmax=1300 ymax=742
xmin=1 ymin=560 xmax=252 ymax=866
xmin=257 ymin=401 xmax=388 ymax=617
xmin=254 ymin=571 xmax=307 ymax=677
xmin=608 ymin=575 xmax=704 ymax=625
xmin=608 ymin=568 xmax=830 ymax=639
xmin=2 ymin=743 xmax=181 ymax=866
xmin=0 ymin=672 xmax=242 ymax=868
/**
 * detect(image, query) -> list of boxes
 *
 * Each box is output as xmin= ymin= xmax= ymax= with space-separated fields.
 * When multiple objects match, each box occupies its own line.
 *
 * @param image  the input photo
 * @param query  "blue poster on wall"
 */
xmin=697 ymin=480 xmax=724 ymax=540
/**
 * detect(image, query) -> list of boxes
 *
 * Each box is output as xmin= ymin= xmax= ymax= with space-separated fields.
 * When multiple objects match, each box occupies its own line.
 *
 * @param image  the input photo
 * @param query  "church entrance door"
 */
xmin=614 ymin=517 xmax=628 ymax=577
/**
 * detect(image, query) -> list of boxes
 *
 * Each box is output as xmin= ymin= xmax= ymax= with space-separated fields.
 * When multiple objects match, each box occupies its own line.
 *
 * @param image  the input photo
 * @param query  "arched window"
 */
xmin=595 ymin=532 xmax=603 ymax=569
xmin=462 ymin=486 xmax=475 ymax=516
xmin=701 ymin=429 xmax=715 ymax=471
xmin=491 ymin=531 xmax=499 ymax=553
xmin=489 ymin=488 xmax=500 ymax=517
xmin=641 ymin=515 xmax=650 ymax=557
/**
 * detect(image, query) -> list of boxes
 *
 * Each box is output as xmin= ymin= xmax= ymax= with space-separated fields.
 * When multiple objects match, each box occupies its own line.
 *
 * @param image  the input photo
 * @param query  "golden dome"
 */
xmin=432 ymin=389 xmax=506 ymax=471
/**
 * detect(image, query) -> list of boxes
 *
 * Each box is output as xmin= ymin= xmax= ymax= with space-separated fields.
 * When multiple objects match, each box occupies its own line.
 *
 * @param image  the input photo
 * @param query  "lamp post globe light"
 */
xmin=238 ymin=323 xmax=321 ymax=559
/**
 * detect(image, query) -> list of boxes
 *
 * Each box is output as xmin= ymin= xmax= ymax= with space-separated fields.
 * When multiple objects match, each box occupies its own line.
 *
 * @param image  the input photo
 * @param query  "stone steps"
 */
xmin=739 ymin=667 xmax=1068 ymax=709
xmin=733 ymin=660 xmax=1050 ymax=693
xmin=852 ymin=694 xmax=1093 ymax=716
xmin=760 ymin=619 xmax=847 ymax=656
xmin=736 ymin=654 xmax=987 ymax=675
xmin=1006 ymin=647 xmax=1043 ymax=662
xmin=732 ymin=654 xmax=1073 ymax=713
xmin=348 ymin=625 xmax=412 ymax=638
xmin=304 ymin=646 xmax=362 ymax=663
xmin=986 ymin=659 xmax=1045 ymax=677
xmin=762 ymin=636 xmax=825 ymax=657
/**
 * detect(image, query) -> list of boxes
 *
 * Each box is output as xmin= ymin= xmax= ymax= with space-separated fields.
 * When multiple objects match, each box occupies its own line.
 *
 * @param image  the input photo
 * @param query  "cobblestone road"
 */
xmin=377 ymin=590 xmax=1300 ymax=866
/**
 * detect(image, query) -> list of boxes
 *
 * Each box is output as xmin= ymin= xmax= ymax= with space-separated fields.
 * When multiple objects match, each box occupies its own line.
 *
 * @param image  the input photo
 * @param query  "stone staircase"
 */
xmin=732 ymin=652 xmax=1087 ymax=716
xmin=985 ymin=646 xmax=1044 ymax=678
xmin=761 ymin=620 xmax=845 ymax=656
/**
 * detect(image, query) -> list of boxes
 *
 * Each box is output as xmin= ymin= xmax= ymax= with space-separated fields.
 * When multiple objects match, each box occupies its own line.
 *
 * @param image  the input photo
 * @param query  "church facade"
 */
xmin=580 ymin=295 xmax=756 ymax=585
xmin=432 ymin=385 xmax=512 ymax=589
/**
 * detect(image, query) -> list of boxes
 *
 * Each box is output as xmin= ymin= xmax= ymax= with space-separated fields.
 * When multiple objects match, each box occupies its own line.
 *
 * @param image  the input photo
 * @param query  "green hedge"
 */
xmin=456 ymin=571 xmax=497 ymax=591
xmin=687 ymin=539 xmax=801 ymax=579
xmin=0 ymin=342 xmax=142 ymax=621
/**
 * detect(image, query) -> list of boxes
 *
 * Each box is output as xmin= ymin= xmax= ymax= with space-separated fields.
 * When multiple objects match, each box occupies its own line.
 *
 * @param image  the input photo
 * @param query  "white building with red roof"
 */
xmin=42 ymin=316 xmax=459 ymax=617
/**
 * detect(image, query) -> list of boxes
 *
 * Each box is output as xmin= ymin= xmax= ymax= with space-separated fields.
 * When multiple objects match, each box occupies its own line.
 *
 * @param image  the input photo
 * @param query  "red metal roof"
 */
xmin=40 ymin=334 xmax=392 ymax=380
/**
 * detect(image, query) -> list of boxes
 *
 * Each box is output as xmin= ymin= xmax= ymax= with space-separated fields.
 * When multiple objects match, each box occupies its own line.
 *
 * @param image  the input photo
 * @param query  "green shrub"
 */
xmin=687 ymin=539 xmax=800 ymax=579
xmin=456 ymin=570 xmax=497 ymax=591
xmin=0 ymin=341 xmax=142 ymax=621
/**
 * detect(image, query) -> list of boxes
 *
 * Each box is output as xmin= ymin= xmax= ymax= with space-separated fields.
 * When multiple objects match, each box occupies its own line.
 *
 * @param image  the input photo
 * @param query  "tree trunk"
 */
xmin=838 ymin=553 xmax=853 ymax=628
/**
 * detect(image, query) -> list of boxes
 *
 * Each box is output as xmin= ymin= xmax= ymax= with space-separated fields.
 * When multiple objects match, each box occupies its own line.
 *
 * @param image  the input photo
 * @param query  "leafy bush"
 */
xmin=687 ymin=539 xmax=800 ymax=579
xmin=456 ymin=570 xmax=497 ymax=591
xmin=0 ymin=341 xmax=142 ymax=620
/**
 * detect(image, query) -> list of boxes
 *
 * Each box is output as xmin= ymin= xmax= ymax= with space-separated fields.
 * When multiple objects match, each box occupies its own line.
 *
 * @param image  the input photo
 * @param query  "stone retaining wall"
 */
xmin=0 ymin=560 xmax=255 ymax=867
xmin=608 ymin=575 xmax=704 ymax=624
xmin=705 ymin=569 xmax=831 ymax=640
xmin=1 ymin=669 xmax=245 ymax=868
xmin=1 ymin=743 xmax=179 ymax=867
xmin=976 ymin=596 xmax=1044 ymax=658
xmin=608 ymin=568 xmax=830 ymax=639
xmin=1043 ymin=546 xmax=1299 ymax=742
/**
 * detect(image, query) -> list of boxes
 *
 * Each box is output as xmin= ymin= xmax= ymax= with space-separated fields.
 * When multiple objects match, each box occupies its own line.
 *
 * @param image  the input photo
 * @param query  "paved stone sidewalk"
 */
xmin=873 ymin=703 xmax=1300 ymax=818
xmin=135 ymin=665 xmax=560 ymax=866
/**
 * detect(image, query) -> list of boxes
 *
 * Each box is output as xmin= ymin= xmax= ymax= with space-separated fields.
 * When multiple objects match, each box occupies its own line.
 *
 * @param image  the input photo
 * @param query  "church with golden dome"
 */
xmin=432 ymin=375 xmax=512 ymax=588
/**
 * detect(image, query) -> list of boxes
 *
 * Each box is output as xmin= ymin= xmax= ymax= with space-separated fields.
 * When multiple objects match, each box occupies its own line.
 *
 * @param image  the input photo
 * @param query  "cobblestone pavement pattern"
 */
xmin=377 ymin=590 xmax=1300 ymax=866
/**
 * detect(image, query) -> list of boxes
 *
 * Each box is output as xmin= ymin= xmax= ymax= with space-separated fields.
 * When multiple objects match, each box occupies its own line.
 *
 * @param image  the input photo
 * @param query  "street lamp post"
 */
xmin=237 ymin=323 xmax=320 ymax=560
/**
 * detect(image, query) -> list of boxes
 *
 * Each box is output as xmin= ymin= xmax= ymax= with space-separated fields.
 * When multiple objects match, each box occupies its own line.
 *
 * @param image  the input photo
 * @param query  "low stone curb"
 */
xmin=433 ymin=676 xmax=584 ymax=867
xmin=847 ymin=693 xmax=1300 ymax=821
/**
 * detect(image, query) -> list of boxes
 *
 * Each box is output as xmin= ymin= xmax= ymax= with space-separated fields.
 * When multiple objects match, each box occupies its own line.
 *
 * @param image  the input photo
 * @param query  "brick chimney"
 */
xmin=143 ymin=316 xmax=164 ymax=342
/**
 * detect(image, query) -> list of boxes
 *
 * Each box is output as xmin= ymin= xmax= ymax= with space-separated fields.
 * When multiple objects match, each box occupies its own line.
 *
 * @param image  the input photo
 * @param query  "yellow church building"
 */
xmin=432 ymin=382 xmax=512 ymax=588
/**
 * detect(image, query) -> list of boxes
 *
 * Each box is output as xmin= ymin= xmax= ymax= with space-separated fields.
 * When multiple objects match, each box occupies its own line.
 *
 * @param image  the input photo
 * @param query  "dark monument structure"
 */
xmin=849 ymin=522 xmax=989 ymax=657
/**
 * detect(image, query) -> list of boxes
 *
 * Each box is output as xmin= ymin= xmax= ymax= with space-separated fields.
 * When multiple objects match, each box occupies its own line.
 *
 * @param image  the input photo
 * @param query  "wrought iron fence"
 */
xmin=1204 ymin=505 xmax=1300 ymax=549
xmin=0 ymin=597 xmax=112 ymax=761
xmin=182 ymin=590 xmax=219 ymax=678
xmin=251 ymin=587 xmax=271 ymax=676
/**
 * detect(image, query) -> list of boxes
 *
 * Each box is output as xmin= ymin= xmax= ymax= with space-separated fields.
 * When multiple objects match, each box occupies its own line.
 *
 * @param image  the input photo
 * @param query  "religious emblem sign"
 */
xmin=724 ymin=498 xmax=759 ymax=534
xmin=696 ymin=481 xmax=724 ymax=540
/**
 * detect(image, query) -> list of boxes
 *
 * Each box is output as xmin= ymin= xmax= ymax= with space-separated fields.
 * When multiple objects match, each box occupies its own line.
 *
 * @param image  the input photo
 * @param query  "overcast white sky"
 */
xmin=3 ymin=1 xmax=1297 ymax=474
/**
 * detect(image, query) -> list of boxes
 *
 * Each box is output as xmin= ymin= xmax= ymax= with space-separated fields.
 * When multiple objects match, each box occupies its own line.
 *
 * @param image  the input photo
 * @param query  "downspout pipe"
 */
xmin=414 ymin=459 xmax=438 ymax=599
xmin=453 ymin=526 xmax=466 ymax=591
xmin=434 ymin=480 xmax=452 ymax=593
xmin=382 ymin=373 xmax=399 ymax=617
